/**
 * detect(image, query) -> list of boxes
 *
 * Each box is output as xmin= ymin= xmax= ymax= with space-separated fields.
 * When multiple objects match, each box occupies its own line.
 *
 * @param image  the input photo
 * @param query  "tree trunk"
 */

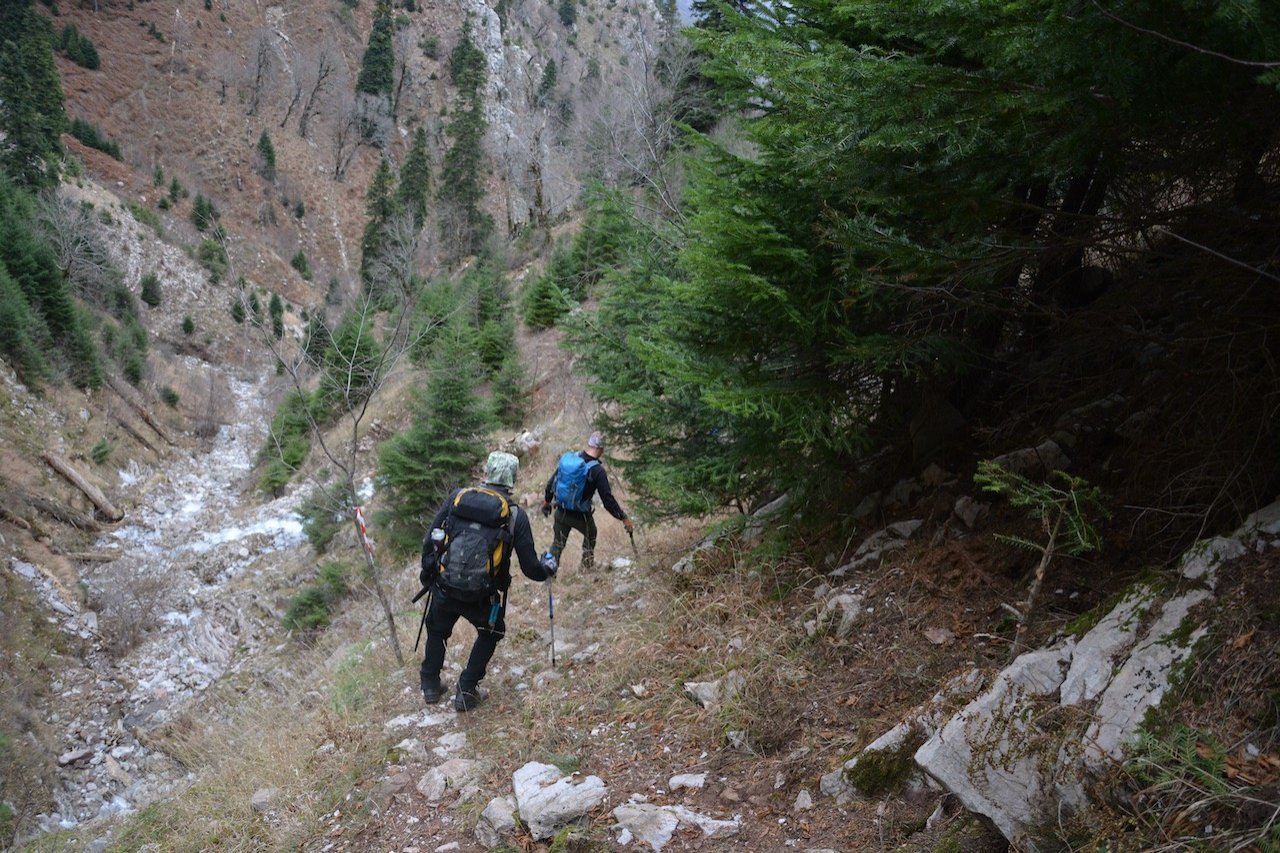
xmin=107 ymin=376 xmax=176 ymax=445
xmin=353 ymin=506 xmax=404 ymax=665
xmin=40 ymin=452 xmax=123 ymax=522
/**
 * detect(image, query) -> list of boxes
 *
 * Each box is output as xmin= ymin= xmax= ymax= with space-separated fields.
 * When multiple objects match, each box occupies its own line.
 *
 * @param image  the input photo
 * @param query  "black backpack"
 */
xmin=436 ymin=487 xmax=515 ymax=602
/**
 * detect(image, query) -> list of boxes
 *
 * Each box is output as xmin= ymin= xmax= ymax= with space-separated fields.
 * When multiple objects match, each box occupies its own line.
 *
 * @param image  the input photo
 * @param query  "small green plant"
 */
xmin=139 ymin=271 xmax=162 ymax=307
xmin=230 ymin=299 xmax=245 ymax=323
xmin=290 ymin=249 xmax=313 ymax=281
xmin=159 ymin=386 xmax=179 ymax=407
xmin=283 ymin=562 xmax=350 ymax=632
xmin=975 ymin=462 xmax=1109 ymax=654
xmin=127 ymin=201 xmax=162 ymax=235
xmin=191 ymin=194 xmax=220 ymax=232
xmin=299 ymin=482 xmax=352 ymax=552
xmin=181 ymin=316 xmax=195 ymax=335
xmin=196 ymin=239 xmax=227 ymax=283
xmin=255 ymin=129 xmax=277 ymax=181
xmin=91 ymin=437 xmax=112 ymax=464
xmin=420 ymin=36 xmax=439 ymax=58
xmin=293 ymin=199 xmax=305 ymax=219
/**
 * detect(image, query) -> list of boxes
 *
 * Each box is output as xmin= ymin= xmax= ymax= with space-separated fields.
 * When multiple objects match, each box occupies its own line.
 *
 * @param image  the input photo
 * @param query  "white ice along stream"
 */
xmin=29 ymin=365 xmax=310 ymax=834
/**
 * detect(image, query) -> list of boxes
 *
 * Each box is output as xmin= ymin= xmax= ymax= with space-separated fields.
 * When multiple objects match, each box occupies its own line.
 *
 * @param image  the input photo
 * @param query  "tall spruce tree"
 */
xmin=438 ymin=22 xmax=492 ymax=257
xmin=375 ymin=320 xmax=494 ymax=553
xmin=395 ymin=127 xmax=431 ymax=228
xmin=0 ymin=2 xmax=66 ymax=189
xmin=359 ymin=158 xmax=396 ymax=288
xmin=571 ymin=0 xmax=1280 ymax=515
xmin=356 ymin=4 xmax=396 ymax=97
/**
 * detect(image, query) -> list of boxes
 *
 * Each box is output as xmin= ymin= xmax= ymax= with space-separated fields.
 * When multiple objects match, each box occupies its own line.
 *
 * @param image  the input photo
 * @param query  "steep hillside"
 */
xmin=51 ymin=0 xmax=669 ymax=305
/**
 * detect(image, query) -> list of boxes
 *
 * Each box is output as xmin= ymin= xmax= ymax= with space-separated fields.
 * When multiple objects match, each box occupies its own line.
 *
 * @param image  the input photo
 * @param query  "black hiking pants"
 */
xmin=419 ymin=588 xmax=506 ymax=695
xmin=550 ymin=507 xmax=597 ymax=569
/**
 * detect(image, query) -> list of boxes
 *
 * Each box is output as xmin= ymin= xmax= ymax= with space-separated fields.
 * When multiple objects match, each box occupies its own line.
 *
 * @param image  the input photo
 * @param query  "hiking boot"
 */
xmin=454 ymin=687 xmax=486 ymax=712
xmin=421 ymin=678 xmax=449 ymax=705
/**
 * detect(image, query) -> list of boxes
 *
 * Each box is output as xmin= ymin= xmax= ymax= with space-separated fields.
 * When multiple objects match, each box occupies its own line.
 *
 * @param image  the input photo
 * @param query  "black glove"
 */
xmin=541 ymin=501 xmax=553 ymax=518
xmin=540 ymin=551 xmax=559 ymax=578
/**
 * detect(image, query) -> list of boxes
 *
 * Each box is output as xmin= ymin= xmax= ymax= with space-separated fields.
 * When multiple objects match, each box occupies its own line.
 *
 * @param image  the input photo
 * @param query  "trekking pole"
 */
xmin=627 ymin=526 xmax=639 ymax=559
xmin=413 ymin=588 xmax=432 ymax=653
xmin=548 ymin=577 xmax=557 ymax=669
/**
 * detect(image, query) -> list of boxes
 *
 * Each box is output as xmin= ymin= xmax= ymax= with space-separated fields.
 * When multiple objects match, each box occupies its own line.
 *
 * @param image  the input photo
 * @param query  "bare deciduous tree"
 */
xmin=225 ymin=217 xmax=453 ymax=665
xmin=329 ymin=89 xmax=361 ymax=181
xmin=38 ymin=194 xmax=119 ymax=305
xmin=244 ymin=28 xmax=277 ymax=117
xmin=299 ymin=43 xmax=342 ymax=140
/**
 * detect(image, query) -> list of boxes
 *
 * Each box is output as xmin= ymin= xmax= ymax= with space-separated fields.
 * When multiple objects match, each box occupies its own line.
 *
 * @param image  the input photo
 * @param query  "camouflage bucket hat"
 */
xmin=484 ymin=451 xmax=519 ymax=488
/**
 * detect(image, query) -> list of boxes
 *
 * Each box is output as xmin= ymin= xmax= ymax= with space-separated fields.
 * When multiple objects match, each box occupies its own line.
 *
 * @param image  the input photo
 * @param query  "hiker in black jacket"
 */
xmin=541 ymin=432 xmax=633 ymax=570
xmin=419 ymin=451 xmax=556 ymax=712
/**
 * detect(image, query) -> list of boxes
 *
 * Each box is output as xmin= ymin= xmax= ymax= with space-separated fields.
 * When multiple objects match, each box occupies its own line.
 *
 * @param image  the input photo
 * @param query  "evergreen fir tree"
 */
xmin=395 ymin=127 xmax=431 ymax=228
xmin=360 ymin=158 xmax=397 ymax=287
xmin=0 ymin=2 xmax=66 ymax=189
xmin=375 ymin=320 xmax=494 ymax=553
xmin=356 ymin=3 xmax=396 ymax=97
xmin=255 ymin=129 xmax=277 ymax=181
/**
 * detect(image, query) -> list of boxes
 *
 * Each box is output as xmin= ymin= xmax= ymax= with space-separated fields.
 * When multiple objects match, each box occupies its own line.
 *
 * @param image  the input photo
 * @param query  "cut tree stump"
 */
xmin=39 ymin=452 xmax=123 ymax=523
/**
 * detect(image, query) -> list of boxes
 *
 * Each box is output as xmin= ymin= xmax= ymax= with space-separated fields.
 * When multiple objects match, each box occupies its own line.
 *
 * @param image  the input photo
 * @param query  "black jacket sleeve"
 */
xmin=587 ymin=463 xmax=627 ymax=520
xmin=509 ymin=506 xmax=551 ymax=582
xmin=543 ymin=467 xmax=558 ymax=505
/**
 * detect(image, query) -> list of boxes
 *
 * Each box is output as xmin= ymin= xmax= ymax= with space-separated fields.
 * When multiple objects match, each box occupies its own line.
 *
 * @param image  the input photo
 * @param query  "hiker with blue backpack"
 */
xmin=417 ymin=451 xmax=558 ymax=712
xmin=541 ymin=432 xmax=634 ymax=571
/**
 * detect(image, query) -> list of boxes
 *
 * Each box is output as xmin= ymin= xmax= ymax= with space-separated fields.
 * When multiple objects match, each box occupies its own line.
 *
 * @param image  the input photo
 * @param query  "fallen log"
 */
xmin=0 ymin=504 xmax=32 ymax=530
xmin=107 ymin=376 xmax=176 ymax=446
xmin=114 ymin=413 xmax=159 ymax=455
xmin=39 ymin=452 xmax=123 ymax=523
xmin=21 ymin=493 xmax=99 ymax=531
xmin=63 ymin=550 xmax=121 ymax=563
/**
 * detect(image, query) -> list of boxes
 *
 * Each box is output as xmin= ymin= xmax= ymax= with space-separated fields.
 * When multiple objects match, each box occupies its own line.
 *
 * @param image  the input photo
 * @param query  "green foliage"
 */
xmin=375 ymin=320 xmax=494 ymax=553
xmin=190 ymin=194 xmax=219 ymax=232
xmin=230 ymin=298 xmax=245 ymax=323
xmin=102 ymin=314 xmax=148 ymax=385
xmin=299 ymin=482 xmax=353 ymax=553
xmin=974 ymin=463 xmax=1108 ymax=558
xmin=293 ymin=199 xmax=305 ymax=219
xmin=438 ymin=21 xmax=492 ymax=257
xmin=557 ymin=0 xmax=575 ymax=28
xmin=845 ymin=734 xmax=924 ymax=797
xmin=290 ymin=249 xmax=312 ymax=281
xmin=283 ymin=561 xmax=351 ymax=631
xmin=90 ymin=437 xmax=111 ymax=465
xmin=268 ymin=291 xmax=284 ymax=339
xmin=536 ymin=58 xmax=557 ymax=107
xmin=159 ymin=385 xmax=179 ymax=407
xmin=359 ymin=159 xmax=396 ymax=288
xmin=257 ymin=388 xmax=316 ymax=494
xmin=316 ymin=311 xmax=382 ymax=417
xmin=491 ymin=351 xmax=528 ymax=427
xmin=127 ymin=201 xmax=162 ymax=235
xmin=0 ymin=3 xmax=66 ymax=188
xmin=420 ymin=36 xmax=439 ymax=59
xmin=68 ymin=117 xmax=121 ymax=160
xmin=356 ymin=3 xmax=396 ymax=97
xmin=56 ymin=23 xmax=99 ymax=69
xmin=139 ymin=271 xmax=161 ymax=307
xmin=521 ymin=259 xmax=570 ymax=330
xmin=196 ymin=239 xmax=226 ymax=283
xmin=0 ymin=179 xmax=101 ymax=388
xmin=181 ymin=315 xmax=194 ymax=336
xmin=395 ymin=127 xmax=431 ymax=227
xmin=167 ymin=176 xmax=186 ymax=203
xmin=255 ymin=129 xmax=277 ymax=181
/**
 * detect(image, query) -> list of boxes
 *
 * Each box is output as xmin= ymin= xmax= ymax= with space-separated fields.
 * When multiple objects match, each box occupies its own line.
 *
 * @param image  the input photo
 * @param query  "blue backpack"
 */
xmin=555 ymin=452 xmax=599 ymax=513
